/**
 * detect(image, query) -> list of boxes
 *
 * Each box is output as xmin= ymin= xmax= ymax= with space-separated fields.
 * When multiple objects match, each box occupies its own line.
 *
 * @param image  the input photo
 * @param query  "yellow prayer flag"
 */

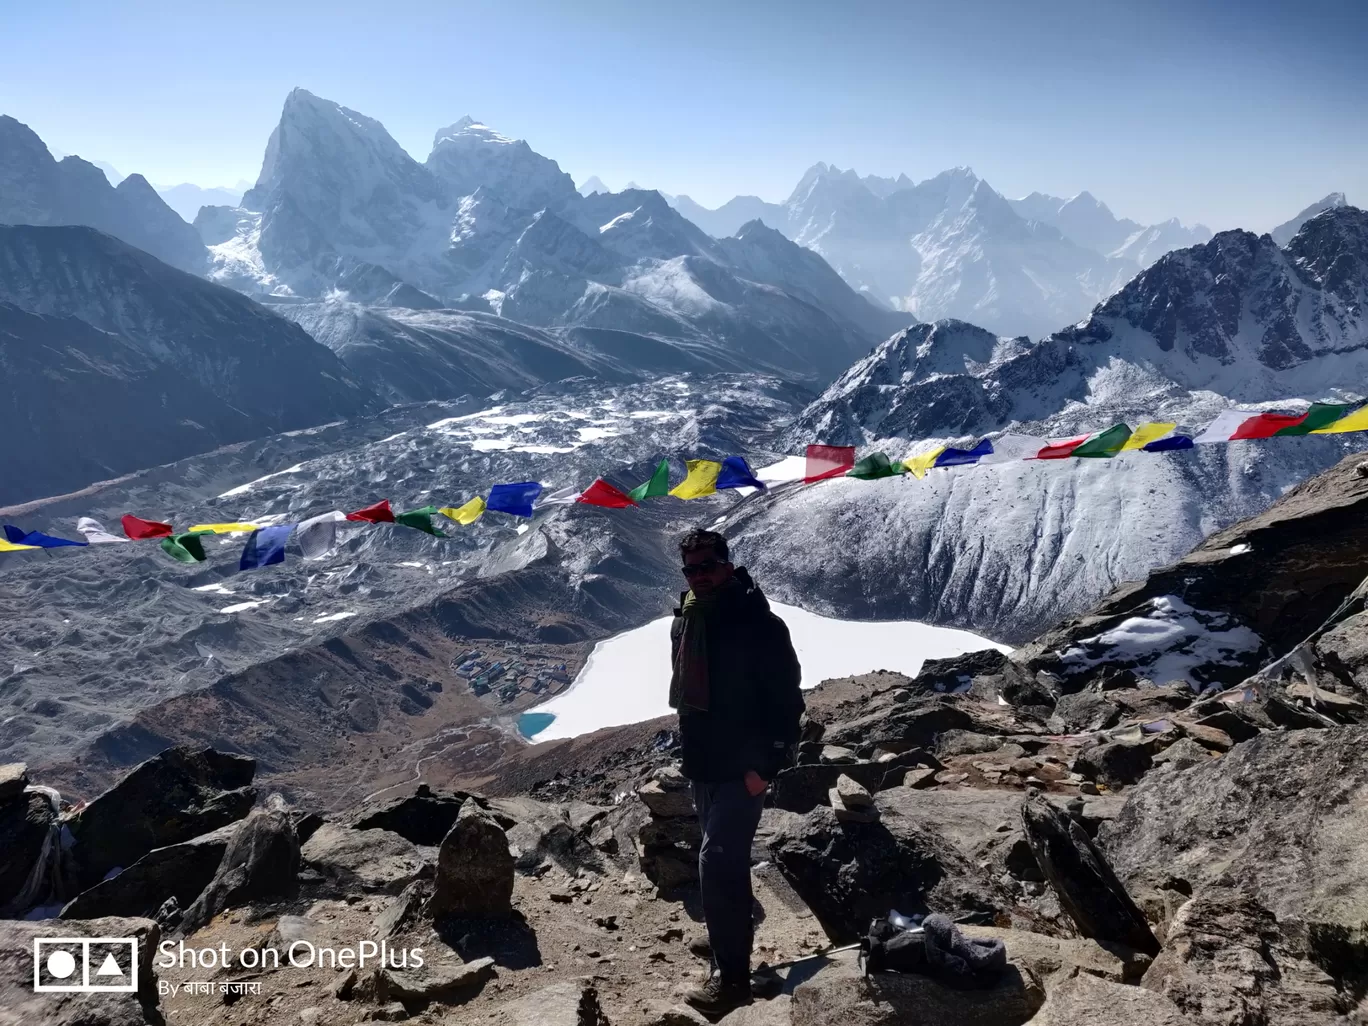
xmin=1310 ymin=405 xmax=1368 ymax=434
xmin=0 ymin=540 xmax=38 ymax=552
xmin=1120 ymin=423 xmax=1177 ymax=451
xmin=188 ymin=523 xmax=261 ymax=534
xmin=669 ymin=460 xmax=722 ymax=499
xmin=439 ymin=497 xmax=486 ymax=525
xmin=902 ymin=446 xmax=945 ymax=479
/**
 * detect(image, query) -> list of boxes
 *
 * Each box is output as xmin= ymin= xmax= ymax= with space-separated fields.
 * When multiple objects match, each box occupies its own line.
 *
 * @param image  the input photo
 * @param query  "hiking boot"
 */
xmin=683 ymin=974 xmax=752 ymax=1020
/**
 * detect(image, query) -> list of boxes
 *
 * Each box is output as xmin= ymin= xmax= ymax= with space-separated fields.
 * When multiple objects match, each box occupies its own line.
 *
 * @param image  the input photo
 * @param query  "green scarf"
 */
xmin=670 ymin=588 xmax=717 ymax=713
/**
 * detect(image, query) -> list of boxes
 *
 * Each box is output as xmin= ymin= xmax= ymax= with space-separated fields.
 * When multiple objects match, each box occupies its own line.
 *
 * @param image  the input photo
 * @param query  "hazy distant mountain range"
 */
xmin=668 ymin=165 xmax=1217 ymax=339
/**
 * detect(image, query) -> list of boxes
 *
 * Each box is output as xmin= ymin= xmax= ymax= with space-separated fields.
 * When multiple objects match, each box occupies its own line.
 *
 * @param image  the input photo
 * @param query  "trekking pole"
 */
xmin=759 ymin=940 xmax=862 ymax=973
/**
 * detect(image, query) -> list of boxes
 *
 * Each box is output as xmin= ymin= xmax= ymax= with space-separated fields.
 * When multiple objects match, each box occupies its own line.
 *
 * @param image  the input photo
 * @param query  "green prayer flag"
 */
xmin=628 ymin=459 xmax=670 ymax=502
xmin=1071 ymin=424 xmax=1133 ymax=458
xmin=846 ymin=452 xmax=904 ymax=479
xmin=160 ymin=530 xmax=210 ymax=563
xmin=1275 ymin=402 xmax=1352 ymax=435
xmin=395 ymin=505 xmax=442 ymax=536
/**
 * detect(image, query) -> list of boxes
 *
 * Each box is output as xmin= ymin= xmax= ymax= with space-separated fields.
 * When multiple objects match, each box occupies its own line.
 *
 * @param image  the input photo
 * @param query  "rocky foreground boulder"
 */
xmin=64 ymin=745 xmax=257 ymax=892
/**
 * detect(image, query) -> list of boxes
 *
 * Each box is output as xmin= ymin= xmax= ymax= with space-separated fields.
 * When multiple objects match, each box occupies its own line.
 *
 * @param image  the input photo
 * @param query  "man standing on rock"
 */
xmin=670 ymin=528 xmax=804 ymax=1018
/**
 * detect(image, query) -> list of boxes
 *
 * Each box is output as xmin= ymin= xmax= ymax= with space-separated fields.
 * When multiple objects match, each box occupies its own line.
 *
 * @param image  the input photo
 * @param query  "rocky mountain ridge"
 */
xmin=0 ymin=224 xmax=377 ymax=504
xmin=0 ymin=115 xmax=207 ymax=274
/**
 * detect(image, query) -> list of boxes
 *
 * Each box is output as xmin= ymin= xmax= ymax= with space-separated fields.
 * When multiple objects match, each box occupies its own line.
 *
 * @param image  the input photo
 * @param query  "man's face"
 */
xmin=682 ymin=547 xmax=733 ymax=597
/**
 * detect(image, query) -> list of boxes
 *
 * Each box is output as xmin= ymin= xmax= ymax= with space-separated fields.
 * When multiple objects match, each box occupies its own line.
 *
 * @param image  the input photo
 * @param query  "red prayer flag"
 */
xmin=1036 ymin=435 xmax=1090 ymax=459
xmin=576 ymin=479 xmax=638 ymax=509
xmin=804 ymin=445 xmax=856 ymax=483
xmin=1230 ymin=412 xmax=1308 ymax=440
xmin=346 ymin=499 xmax=396 ymax=524
xmin=121 ymin=514 xmax=174 ymax=540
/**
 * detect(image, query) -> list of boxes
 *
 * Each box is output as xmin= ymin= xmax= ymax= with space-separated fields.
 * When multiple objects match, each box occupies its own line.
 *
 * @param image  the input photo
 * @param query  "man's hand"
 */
xmin=743 ymin=770 xmax=767 ymax=797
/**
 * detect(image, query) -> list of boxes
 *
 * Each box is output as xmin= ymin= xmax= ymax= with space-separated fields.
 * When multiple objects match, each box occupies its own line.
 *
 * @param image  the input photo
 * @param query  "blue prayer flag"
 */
xmin=3 ymin=525 xmax=87 ymax=548
xmin=486 ymin=482 xmax=543 ymax=518
xmin=1142 ymin=435 xmax=1195 ymax=453
xmin=715 ymin=456 xmax=765 ymax=491
xmin=933 ymin=439 xmax=993 ymax=468
xmin=239 ymin=524 xmax=294 ymax=571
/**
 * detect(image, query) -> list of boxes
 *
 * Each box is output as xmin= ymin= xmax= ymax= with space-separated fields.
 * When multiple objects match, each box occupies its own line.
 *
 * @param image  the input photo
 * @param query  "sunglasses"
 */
xmin=681 ymin=559 xmax=723 ymax=578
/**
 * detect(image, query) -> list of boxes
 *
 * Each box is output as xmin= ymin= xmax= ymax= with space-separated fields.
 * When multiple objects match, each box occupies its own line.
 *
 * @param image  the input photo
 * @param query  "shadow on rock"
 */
xmin=434 ymin=911 xmax=543 ymax=970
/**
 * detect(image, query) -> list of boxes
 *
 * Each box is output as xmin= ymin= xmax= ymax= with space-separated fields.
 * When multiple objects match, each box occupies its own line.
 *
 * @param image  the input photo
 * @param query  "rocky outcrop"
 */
xmin=1102 ymin=726 xmax=1368 ymax=960
xmin=790 ymin=956 xmax=1043 ymax=1026
xmin=63 ymin=745 xmax=256 ymax=892
xmin=346 ymin=784 xmax=479 ymax=845
xmin=0 ymin=915 xmax=161 ymax=1026
xmin=1025 ymin=971 xmax=1194 ymax=1026
xmin=768 ymin=786 xmax=999 ymax=943
xmin=0 ymin=786 xmax=56 ymax=912
xmin=300 ymin=823 xmax=429 ymax=896
xmin=1141 ymin=891 xmax=1346 ymax=1025
xmin=1021 ymin=796 xmax=1159 ymax=956
xmin=180 ymin=801 xmax=300 ymax=933
xmin=427 ymin=799 xmax=515 ymax=918
xmin=60 ymin=823 xmax=236 ymax=921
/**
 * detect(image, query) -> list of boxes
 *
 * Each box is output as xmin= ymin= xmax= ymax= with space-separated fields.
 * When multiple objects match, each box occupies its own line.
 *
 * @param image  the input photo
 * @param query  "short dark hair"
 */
xmin=679 ymin=528 xmax=729 ymax=562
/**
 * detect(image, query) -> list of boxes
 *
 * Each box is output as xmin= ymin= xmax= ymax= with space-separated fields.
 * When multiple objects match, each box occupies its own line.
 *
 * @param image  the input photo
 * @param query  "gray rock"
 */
xmin=0 ymin=762 xmax=27 ymax=802
xmin=790 ymin=957 xmax=1042 ymax=1026
xmin=1073 ymin=736 xmax=1157 ymax=787
xmin=487 ymin=795 xmax=605 ymax=874
xmin=824 ymin=699 xmax=977 ymax=755
xmin=1050 ymin=691 xmax=1122 ymax=733
xmin=379 ymin=954 xmax=495 ymax=1004
xmin=1025 ymin=971 xmax=1194 ymax=1025
xmin=638 ymin=780 xmax=696 ymax=818
xmin=301 ymin=823 xmax=429 ymax=896
xmin=1142 ymin=891 xmax=1344 ymax=1025
xmin=375 ymin=880 xmax=430 ymax=939
xmin=962 ymin=926 xmax=1150 ymax=984
xmin=61 ymin=823 xmax=236 ymax=920
xmin=828 ymin=790 xmax=879 ymax=824
xmin=718 ymin=1001 xmax=792 ymax=1026
xmin=1149 ymin=737 xmax=1212 ymax=772
xmin=347 ymin=784 xmax=480 ymax=845
xmin=181 ymin=803 xmax=300 ymax=933
xmin=428 ymin=799 xmax=515 ymax=918
xmin=935 ymin=730 xmax=1008 ymax=758
xmin=834 ymin=774 xmax=874 ymax=809
xmin=0 ymin=789 xmax=55 ymax=911
xmin=768 ymin=793 xmax=998 ymax=943
xmin=1021 ymin=795 xmax=1159 ymax=956
xmin=64 ymin=745 xmax=256 ymax=892
xmin=644 ymin=1004 xmax=713 ymax=1026
xmin=486 ymin=979 xmax=609 ymax=1026
xmin=1102 ymin=726 xmax=1368 ymax=944
xmin=0 ymin=915 xmax=161 ymax=1025
xmin=820 ymin=746 xmax=858 ymax=764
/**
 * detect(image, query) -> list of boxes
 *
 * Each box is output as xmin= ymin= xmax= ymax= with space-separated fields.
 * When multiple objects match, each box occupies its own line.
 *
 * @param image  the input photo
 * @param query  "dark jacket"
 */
xmin=671 ymin=567 xmax=804 ymax=782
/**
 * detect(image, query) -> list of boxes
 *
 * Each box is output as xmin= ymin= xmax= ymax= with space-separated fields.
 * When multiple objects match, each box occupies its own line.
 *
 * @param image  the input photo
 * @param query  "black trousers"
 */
xmin=692 ymin=778 xmax=766 ymax=983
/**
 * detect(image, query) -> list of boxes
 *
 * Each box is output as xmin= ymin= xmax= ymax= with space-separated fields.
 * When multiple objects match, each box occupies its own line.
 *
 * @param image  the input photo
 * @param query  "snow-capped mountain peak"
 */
xmin=432 ymin=115 xmax=514 ymax=148
xmin=1271 ymin=192 xmax=1349 ymax=247
xmin=425 ymin=111 xmax=576 ymax=213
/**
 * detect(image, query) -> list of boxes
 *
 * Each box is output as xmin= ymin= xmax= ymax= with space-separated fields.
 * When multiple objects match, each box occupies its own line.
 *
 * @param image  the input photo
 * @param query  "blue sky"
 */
xmin=3 ymin=0 xmax=1364 ymax=230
